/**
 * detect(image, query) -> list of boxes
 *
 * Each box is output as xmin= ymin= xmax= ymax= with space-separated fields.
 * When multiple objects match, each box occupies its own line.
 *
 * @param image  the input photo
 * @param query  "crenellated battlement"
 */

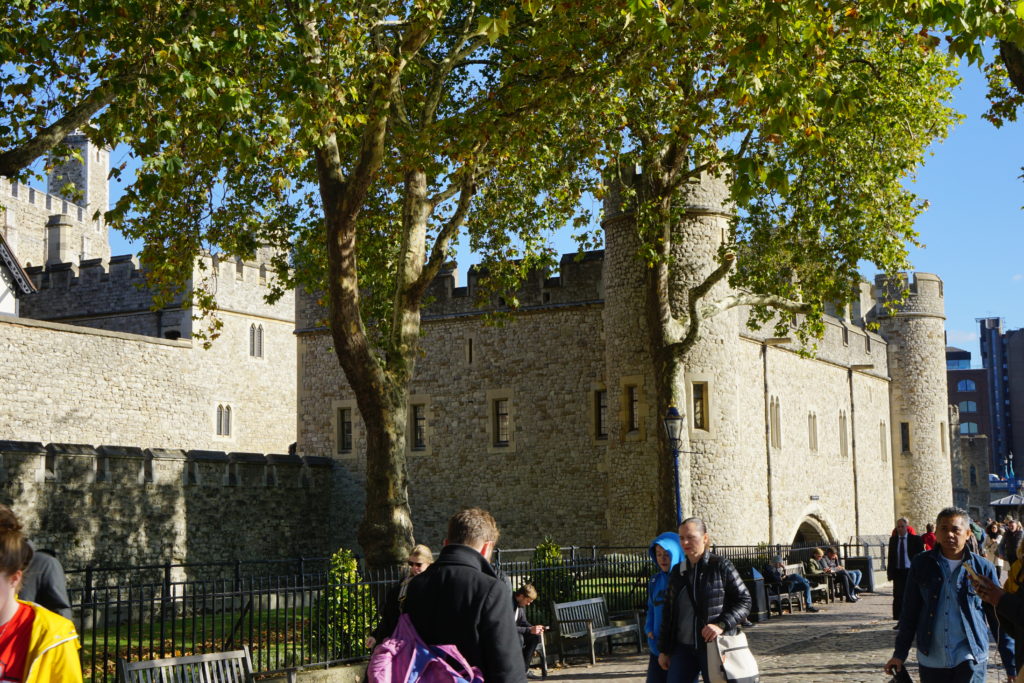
xmin=873 ymin=272 xmax=945 ymax=319
xmin=3 ymin=180 xmax=87 ymax=222
xmin=0 ymin=440 xmax=331 ymax=489
xmin=421 ymin=250 xmax=605 ymax=316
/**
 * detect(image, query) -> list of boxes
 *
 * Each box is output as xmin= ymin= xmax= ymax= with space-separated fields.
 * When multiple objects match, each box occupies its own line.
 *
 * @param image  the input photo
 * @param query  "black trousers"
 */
xmin=522 ymin=632 xmax=541 ymax=668
xmin=892 ymin=568 xmax=909 ymax=620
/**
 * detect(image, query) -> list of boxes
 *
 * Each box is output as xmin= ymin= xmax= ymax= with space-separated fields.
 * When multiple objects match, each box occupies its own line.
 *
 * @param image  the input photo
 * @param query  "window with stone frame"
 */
xmin=626 ymin=385 xmax=640 ymax=433
xmin=337 ymin=407 xmax=353 ymax=454
xmin=249 ymin=323 xmax=264 ymax=358
xmin=493 ymin=398 xmax=511 ymax=446
xmin=411 ymin=403 xmax=427 ymax=451
xmin=839 ymin=410 xmax=849 ymax=458
xmin=960 ymin=422 xmax=979 ymax=435
xmin=808 ymin=412 xmax=818 ymax=453
xmin=692 ymin=383 xmax=708 ymax=431
xmin=216 ymin=404 xmax=232 ymax=436
xmin=900 ymin=422 xmax=911 ymax=452
xmin=880 ymin=421 xmax=888 ymax=461
xmin=958 ymin=400 xmax=978 ymax=413
xmin=595 ymin=390 xmax=608 ymax=440
xmin=940 ymin=422 xmax=948 ymax=455
xmin=970 ymin=465 xmax=978 ymax=486
xmin=95 ymin=454 xmax=110 ymax=483
xmin=769 ymin=396 xmax=781 ymax=448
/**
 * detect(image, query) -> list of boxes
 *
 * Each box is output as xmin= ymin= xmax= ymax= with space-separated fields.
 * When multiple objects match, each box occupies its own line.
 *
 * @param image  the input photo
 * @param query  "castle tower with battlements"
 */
xmin=876 ymin=272 xmax=952 ymax=525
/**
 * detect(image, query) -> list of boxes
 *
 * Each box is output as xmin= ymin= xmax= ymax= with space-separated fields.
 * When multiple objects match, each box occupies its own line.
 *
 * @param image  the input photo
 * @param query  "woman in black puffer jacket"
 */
xmin=657 ymin=517 xmax=751 ymax=683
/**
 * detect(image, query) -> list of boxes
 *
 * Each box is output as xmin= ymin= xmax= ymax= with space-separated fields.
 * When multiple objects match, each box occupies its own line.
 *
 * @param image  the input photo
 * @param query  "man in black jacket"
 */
xmin=887 ymin=517 xmax=925 ymax=621
xmin=513 ymin=584 xmax=546 ymax=679
xmin=404 ymin=507 xmax=525 ymax=683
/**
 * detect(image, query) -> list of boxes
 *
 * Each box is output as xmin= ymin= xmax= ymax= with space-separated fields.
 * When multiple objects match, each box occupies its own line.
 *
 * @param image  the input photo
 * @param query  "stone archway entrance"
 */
xmin=792 ymin=517 xmax=832 ymax=546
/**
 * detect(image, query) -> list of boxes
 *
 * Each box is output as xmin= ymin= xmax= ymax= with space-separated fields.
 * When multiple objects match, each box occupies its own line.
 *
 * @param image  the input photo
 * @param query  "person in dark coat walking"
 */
xmin=888 ymin=517 xmax=925 ymax=620
xmin=657 ymin=518 xmax=751 ymax=683
xmin=403 ymin=507 xmax=524 ymax=683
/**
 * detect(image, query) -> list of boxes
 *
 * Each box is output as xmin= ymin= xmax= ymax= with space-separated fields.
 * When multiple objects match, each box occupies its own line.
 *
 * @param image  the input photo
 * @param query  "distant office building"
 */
xmin=977 ymin=317 xmax=1024 ymax=477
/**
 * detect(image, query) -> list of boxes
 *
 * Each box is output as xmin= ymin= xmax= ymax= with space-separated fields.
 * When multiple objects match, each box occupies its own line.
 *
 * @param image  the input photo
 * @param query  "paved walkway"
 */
xmin=541 ymin=586 xmax=1012 ymax=682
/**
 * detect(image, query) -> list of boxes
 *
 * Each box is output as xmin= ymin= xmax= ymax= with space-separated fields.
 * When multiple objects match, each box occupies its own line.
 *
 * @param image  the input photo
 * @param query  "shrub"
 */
xmin=528 ymin=537 xmax=577 ymax=625
xmin=310 ymin=547 xmax=378 ymax=660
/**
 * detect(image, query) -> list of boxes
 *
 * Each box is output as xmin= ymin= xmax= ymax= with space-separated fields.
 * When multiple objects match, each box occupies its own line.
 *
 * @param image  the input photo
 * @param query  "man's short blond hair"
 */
xmin=516 ymin=584 xmax=538 ymax=600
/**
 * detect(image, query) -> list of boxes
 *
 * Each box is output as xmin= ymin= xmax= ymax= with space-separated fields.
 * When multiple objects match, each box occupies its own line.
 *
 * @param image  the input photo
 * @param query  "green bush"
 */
xmin=310 ymin=547 xmax=378 ymax=660
xmin=528 ymin=538 xmax=577 ymax=626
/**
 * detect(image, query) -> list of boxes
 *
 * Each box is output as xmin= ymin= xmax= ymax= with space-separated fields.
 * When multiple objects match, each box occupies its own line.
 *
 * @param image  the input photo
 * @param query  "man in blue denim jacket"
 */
xmin=884 ymin=507 xmax=997 ymax=683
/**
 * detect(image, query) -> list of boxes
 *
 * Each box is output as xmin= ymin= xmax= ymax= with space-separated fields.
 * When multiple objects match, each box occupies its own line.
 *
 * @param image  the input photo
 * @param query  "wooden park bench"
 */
xmin=118 ymin=647 xmax=254 ymax=683
xmin=792 ymin=562 xmax=835 ymax=605
xmin=552 ymin=596 xmax=642 ymax=665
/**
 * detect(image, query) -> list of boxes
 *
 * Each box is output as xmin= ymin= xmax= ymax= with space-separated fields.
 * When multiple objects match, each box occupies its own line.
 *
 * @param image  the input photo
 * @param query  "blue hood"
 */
xmin=649 ymin=532 xmax=682 ymax=573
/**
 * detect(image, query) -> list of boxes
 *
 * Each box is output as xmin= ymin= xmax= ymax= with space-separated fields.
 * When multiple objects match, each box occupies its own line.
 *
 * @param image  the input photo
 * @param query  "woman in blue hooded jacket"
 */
xmin=645 ymin=531 xmax=682 ymax=683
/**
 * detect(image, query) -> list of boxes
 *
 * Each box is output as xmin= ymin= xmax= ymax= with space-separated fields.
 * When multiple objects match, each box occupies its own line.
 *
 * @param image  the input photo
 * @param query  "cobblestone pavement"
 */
xmin=541 ymin=587 xmax=1012 ymax=682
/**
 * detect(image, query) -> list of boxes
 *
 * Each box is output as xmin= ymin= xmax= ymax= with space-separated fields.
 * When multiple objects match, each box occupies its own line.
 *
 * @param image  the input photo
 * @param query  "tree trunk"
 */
xmin=1000 ymin=41 xmax=1024 ymax=97
xmin=643 ymin=189 xmax=691 ymax=532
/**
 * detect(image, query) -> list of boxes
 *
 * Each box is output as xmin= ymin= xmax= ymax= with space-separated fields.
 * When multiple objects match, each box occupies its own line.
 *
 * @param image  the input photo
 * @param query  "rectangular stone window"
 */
xmin=842 ymin=326 xmax=849 ymax=346
xmin=808 ymin=412 xmax=818 ymax=453
xmin=595 ymin=390 xmax=608 ymax=440
xmin=692 ymin=383 xmax=708 ymax=431
xmin=337 ymin=408 xmax=353 ymax=454
xmin=839 ymin=411 xmax=849 ymax=458
xmin=627 ymin=386 xmax=640 ymax=432
xmin=411 ymin=404 xmax=427 ymax=451
xmin=95 ymin=454 xmax=110 ymax=483
xmin=493 ymin=399 xmax=510 ymax=446
xmin=940 ymin=422 xmax=947 ymax=455
xmin=769 ymin=396 xmax=781 ymax=449
xmin=900 ymin=422 xmax=911 ymax=453
xmin=880 ymin=421 xmax=888 ymax=461
xmin=864 ymin=334 xmax=871 ymax=353
xmin=142 ymin=455 xmax=154 ymax=484
xmin=43 ymin=452 xmax=57 ymax=481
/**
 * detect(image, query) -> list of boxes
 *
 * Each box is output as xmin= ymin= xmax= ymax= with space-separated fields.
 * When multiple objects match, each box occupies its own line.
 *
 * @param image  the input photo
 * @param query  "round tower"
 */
xmin=876 ymin=272 xmax=951 ymax=529
xmin=601 ymin=169 xmax=749 ymax=543
xmin=666 ymin=175 xmax=753 ymax=544
xmin=600 ymin=168 xmax=661 ymax=544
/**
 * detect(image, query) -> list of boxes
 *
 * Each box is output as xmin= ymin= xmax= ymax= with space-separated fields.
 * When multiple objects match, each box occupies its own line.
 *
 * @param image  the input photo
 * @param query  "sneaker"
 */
xmin=845 ymin=596 xmax=858 ymax=603
xmin=526 ymin=672 xmax=543 ymax=680
xmin=806 ymin=605 xmax=820 ymax=613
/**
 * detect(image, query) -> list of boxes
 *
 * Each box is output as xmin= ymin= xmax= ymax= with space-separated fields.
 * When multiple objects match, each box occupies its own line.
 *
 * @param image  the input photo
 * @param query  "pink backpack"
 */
xmin=367 ymin=613 xmax=485 ymax=683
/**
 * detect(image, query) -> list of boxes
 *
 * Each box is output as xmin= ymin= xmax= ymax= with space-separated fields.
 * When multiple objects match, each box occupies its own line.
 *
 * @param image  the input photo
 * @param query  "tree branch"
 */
xmin=0 ymin=82 xmax=115 ymax=178
xmin=668 ymin=252 xmax=735 ymax=356
xmin=410 ymin=165 xmax=478 ymax=298
xmin=699 ymin=291 xmax=812 ymax=319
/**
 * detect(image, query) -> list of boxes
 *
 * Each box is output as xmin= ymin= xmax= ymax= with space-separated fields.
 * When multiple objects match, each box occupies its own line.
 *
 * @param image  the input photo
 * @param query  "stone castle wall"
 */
xmin=297 ymin=244 xmax=907 ymax=549
xmin=299 ymin=303 xmax=609 ymax=549
xmin=0 ymin=180 xmax=109 ymax=268
xmin=0 ymin=441 xmax=336 ymax=569
xmin=1 ymin=314 xmax=296 ymax=453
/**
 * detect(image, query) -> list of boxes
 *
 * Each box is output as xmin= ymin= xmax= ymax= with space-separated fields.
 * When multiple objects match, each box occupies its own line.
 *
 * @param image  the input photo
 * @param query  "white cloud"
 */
xmin=1013 ymin=274 xmax=1024 ymax=281
xmin=947 ymin=329 xmax=978 ymax=345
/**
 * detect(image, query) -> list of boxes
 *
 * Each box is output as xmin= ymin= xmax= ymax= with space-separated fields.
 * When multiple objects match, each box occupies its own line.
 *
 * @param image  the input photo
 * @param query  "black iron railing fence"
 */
xmin=69 ymin=541 xmax=888 ymax=682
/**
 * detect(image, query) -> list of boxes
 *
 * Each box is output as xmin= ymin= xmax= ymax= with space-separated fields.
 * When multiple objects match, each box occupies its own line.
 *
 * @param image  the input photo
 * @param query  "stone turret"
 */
xmin=600 ymin=169 xmax=742 ymax=543
xmin=46 ymin=133 xmax=110 ymax=262
xmin=876 ymin=272 xmax=951 ymax=528
xmin=600 ymin=167 xmax=659 ymax=544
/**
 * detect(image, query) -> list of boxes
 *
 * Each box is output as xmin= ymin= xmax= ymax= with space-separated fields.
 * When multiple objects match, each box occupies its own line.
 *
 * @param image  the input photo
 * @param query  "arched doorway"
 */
xmin=792 ymin=517 xmax=832 ymax=546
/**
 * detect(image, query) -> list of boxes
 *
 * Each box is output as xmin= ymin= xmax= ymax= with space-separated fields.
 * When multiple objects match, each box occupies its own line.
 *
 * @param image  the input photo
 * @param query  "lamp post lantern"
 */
xmin=663 ymin=406 xmax=685 ymax=526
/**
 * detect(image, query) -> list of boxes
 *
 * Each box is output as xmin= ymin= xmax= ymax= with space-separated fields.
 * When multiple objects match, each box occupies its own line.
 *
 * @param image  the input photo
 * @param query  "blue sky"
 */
xmin=107 ymin=61 xmax=1022 ymax=365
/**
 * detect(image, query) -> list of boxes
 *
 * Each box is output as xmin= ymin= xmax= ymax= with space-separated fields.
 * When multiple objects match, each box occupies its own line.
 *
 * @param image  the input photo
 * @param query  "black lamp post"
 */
xmin=663 ymin=406 xmax=685 ymax=526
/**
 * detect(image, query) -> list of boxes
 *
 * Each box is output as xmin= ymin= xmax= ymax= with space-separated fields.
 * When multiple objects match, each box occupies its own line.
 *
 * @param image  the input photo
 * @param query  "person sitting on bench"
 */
xmin=763 ymin=556 xmax=819 ymax=613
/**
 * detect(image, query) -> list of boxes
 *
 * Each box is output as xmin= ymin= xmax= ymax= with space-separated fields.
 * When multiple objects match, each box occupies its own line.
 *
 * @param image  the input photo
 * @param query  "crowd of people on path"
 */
xmin=883 ymin=507 xmax=1024 ymax=683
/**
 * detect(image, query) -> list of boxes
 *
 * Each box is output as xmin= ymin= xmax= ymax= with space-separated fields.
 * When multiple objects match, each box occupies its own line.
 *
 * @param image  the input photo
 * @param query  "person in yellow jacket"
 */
xmin=0 ymin=509 xmax=81 ymax=683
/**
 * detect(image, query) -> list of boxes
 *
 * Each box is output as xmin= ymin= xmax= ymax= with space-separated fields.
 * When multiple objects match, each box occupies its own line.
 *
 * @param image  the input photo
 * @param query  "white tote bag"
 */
xmin=707 ymin=632 xmax=760 ymax=683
